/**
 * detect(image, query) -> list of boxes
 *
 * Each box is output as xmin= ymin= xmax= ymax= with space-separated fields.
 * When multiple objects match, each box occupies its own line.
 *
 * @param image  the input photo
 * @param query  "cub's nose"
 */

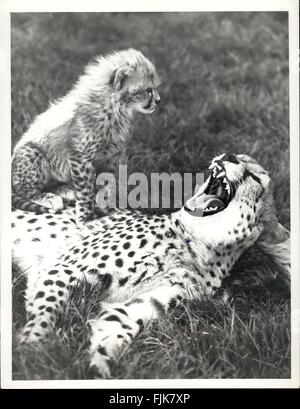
xmin=153 ymin=90 xmax=161 ymax=106
xmin=222 ymin=152 xmax=239 ymax=164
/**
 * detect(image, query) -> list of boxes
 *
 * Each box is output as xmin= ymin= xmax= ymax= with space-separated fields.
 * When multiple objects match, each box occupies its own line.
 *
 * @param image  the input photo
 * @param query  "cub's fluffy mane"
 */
xmin=68 ymin=48 xmax=156 ymax=103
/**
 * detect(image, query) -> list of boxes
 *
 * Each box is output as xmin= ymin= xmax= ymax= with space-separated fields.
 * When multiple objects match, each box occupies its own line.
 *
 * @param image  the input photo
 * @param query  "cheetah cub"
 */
xmin=12 ymin=49 xmax=161 ymax=226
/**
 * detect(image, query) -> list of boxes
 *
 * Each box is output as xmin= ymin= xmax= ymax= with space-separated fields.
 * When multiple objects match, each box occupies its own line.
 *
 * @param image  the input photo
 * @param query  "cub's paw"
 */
xmin=76 ymin=219 xmax=96 ymax=231
xmin=94 ymin=206 xmax=109 ymax=218
xmin=56 ymin=188 xmax=77 ymax=205
xmin=35 ymin=193 xmax=64 ymax=212
xmin=76 ymin=211 xmax=104 ymax=230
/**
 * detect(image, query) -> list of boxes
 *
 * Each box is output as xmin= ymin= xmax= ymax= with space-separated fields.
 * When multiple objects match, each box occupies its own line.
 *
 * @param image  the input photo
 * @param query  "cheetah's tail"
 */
xmin=11 ymin=191 xmax=54 ymax=214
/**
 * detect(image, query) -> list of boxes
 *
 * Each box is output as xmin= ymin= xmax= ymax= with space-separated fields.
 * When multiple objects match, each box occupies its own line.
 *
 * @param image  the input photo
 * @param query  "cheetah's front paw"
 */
xmin=89 ymin=353 xmax=112 ymax=379
xmin=18 ymin=327 xmax=44 ymax=344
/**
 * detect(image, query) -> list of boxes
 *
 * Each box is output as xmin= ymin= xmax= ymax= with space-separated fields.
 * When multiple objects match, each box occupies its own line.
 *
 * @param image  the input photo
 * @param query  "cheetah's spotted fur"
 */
xmin=12 ymin=153 xmax=290 ymax=377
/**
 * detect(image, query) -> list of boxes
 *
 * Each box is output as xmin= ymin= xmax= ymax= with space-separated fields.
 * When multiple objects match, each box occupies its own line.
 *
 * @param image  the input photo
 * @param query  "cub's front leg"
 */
xmin=88 ymin=284 xmax=187 ymax=378
xmin=69 ymin=154 xmax=98 ymax=227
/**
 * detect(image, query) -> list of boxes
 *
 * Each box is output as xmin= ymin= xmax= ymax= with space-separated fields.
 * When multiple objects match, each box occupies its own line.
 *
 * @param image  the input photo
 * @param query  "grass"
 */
xmin=11 ymin=12 xmax=290 ymax=379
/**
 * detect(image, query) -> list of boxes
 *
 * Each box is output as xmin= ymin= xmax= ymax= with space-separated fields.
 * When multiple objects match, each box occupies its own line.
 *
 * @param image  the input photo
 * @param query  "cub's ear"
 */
xmin=111 ymin=66 xmax=133 ymax=90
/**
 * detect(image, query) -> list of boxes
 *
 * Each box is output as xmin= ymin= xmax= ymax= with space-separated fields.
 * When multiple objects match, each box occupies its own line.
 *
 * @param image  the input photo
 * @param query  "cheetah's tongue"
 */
xmin=187 ymin=194 xmax=225 ymax=213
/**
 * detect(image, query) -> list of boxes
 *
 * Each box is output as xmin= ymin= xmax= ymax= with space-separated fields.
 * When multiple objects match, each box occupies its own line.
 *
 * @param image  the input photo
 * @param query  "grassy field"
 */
xmin=11 ymin=12 xmax=290 ymax=379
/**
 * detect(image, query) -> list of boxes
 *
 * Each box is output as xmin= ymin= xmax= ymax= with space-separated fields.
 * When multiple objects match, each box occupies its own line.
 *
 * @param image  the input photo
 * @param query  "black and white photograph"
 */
xmin=1 ymin=0 xmax=299 ymax=388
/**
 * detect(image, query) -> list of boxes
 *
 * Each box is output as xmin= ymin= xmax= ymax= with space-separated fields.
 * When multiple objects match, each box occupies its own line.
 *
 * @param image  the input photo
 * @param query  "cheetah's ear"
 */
xmin=193 ymin=184 xmax=201 ymax=195
xmin=260 ymin=220 xmax=290 ymax=245
xmin=270 ymin=222 xmax=290 ymax=244
xmin=111 ymin=66 xmax=134 ymax=90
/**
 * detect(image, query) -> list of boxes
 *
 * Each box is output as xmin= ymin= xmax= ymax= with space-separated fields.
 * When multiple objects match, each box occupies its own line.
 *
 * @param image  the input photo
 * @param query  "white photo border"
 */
xmin=1 ymin=0 xmax=299 ymax=389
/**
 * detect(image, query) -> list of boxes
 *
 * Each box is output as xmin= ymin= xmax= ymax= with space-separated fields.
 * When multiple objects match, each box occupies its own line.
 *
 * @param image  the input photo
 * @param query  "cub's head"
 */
xmin=106 ymin=48 xmax=161 ymax=114
xmin=182 ymin=153 xmax=286 ymax=251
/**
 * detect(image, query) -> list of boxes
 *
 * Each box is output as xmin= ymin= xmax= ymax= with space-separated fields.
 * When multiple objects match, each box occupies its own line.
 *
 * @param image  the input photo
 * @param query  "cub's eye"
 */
xmin=146 ymin=88 xmax=153 ymax=95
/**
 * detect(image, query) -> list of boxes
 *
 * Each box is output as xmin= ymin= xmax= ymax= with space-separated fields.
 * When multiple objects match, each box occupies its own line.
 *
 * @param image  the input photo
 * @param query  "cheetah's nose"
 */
xmin=155 ymin=97 xmax=161 ymax=106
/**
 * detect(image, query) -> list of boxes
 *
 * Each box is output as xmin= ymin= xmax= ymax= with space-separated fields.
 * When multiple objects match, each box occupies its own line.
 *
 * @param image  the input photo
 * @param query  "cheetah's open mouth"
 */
xmin=184 ymin=164 xmax=234 ymax=216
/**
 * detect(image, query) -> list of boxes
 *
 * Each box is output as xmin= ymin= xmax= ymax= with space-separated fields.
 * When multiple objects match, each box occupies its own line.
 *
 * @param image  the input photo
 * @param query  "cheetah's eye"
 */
xmin=146 ymin=88 xmax=153 ymax=96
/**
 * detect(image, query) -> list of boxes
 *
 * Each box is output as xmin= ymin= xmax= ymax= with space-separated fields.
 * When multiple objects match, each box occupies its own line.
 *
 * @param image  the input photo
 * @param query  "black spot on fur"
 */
xmin=115 ymin=308 xmax=128 ymax=316
xmin=97 ymin=263 xmax=106 ymax=268
xmin=88 ymin=268 xmax=98 ymax=275
xmin=115 ymin=258 xmax=123 ymax=268
xmin=35 ymin=291 xmax=45 ymax=299
xmin=119 ymin=277 xmax=129 ymax=286
xmin=97 ymin=346 xmax=107 ymax=356
xmin=105 ymin=315 xmax=121 ymax=322
xmin=46 ymin=296 xmax=56 ymax=302
xmin=133 ymin=270 xmax=147 ymax=286
xmin=139 ymin=239 xmax=147 ymax=248
xmin=44 ymin=280 xmax=54 ymax=286
xmin=99 ymin=273 xmax=112 ymax=290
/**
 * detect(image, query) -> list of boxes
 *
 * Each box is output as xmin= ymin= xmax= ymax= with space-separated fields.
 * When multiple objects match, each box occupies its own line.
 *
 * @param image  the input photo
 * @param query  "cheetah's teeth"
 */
xmin=216 ymin=172 xmax=225 ymax=179
xmin=205 ymin=206 xmax=217 ymax=212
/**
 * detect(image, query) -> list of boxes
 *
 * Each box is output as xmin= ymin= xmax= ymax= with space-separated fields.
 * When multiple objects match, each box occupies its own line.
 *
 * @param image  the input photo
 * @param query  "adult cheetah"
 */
xmin=12 ymin=153 xmax=290 ymax=377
